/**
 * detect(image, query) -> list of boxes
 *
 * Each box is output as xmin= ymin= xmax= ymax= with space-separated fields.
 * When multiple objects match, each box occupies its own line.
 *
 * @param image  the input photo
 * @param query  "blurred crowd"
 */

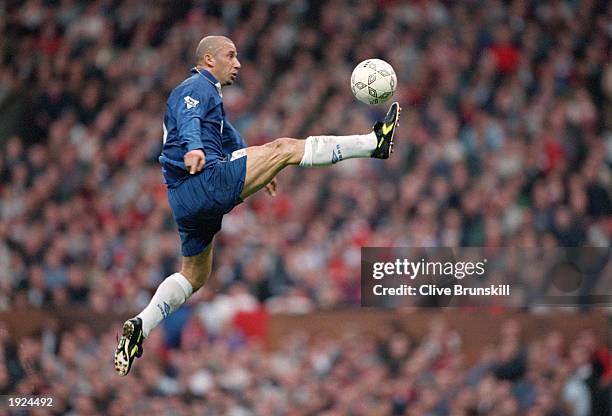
xmin=0 ymin=0 xmax=611 ymax=313
xmin=1 ymin=317 xmax=610 ymax=415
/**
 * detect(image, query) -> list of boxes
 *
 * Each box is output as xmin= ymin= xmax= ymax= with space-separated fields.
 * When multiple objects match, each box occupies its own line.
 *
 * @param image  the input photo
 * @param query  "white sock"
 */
xmin=136 ymin=273 xmax=193 ymax=337
xmin=299 ymin=133 xmax=377 ymax=167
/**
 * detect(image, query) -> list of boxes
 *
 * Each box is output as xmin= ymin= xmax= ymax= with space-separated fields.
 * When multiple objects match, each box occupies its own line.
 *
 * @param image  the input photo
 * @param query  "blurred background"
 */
xmin=0 ymin=0 xmax=610 ymax=415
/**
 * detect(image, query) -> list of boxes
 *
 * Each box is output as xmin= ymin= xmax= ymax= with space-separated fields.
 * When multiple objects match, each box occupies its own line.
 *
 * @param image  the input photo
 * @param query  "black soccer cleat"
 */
xmin=114 ymin=317 xmax=144 ymax=376
xmin=371 ymin=101 xmax=401 ymax=159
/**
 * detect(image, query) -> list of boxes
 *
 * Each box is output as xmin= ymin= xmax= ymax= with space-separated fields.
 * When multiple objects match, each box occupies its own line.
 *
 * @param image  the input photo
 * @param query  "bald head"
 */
xmin=195 ymin=36 xmax=233 ymax=65
xmin=194 ymin=35 xmax=241 ymax=86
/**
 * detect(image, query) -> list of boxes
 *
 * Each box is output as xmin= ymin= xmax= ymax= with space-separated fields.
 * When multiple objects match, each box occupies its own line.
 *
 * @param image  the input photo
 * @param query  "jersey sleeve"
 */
xmin=175 ymin=90 xmax=209 ymax=152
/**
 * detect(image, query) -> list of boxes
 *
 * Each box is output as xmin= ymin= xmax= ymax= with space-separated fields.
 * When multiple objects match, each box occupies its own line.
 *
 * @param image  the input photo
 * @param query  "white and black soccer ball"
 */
xmin=350 ymin=58 xmax=397 ymax=105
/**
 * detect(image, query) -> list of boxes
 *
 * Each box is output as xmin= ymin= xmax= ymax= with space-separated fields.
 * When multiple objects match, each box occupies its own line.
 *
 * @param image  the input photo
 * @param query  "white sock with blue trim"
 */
xmin=136 ymin=272 xmax=193 ymax=337
xmin=299 ymin=133 xmax=377 ymax=167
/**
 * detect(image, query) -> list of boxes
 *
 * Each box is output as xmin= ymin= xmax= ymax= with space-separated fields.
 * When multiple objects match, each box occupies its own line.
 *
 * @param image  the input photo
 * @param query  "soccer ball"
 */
xmin=350 ymin=58 xmax=397 ymax=105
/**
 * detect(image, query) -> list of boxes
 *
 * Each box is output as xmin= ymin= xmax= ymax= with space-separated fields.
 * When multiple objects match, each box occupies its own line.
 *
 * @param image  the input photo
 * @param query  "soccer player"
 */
xmin=114 ymin=35 xmax=400 ymax=375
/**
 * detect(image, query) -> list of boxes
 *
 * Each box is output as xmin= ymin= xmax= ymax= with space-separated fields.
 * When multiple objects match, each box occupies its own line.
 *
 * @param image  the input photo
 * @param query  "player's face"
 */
xmin=212 ymin=42 xmax=241 ymax=86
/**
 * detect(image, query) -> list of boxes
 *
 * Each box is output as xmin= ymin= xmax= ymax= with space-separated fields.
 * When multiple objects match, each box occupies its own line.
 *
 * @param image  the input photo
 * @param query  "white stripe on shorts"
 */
xmin=230 ymin=149 xmax=247 ymax=161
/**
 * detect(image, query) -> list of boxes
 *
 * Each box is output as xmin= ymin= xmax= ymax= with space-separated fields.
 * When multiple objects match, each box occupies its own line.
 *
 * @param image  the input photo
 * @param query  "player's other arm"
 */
xmin=177 ymin=92 xmax=207 ymax=174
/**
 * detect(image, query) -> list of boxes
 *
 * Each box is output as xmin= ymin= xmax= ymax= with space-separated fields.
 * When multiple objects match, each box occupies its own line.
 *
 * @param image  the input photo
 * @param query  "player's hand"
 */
xmin=184 ymin=149 xmax=205 ymax=174
xmin=265 ymin=178 xmax=277 ymax=197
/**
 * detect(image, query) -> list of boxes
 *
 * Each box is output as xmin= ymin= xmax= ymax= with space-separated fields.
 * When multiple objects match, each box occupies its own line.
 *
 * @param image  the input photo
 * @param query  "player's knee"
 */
xmin=267 ymin=137 xmax=297 ymax=161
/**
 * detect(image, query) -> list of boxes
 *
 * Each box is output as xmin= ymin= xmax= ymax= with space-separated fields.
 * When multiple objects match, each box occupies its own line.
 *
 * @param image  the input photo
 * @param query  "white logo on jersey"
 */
xmin=184 ymin=96 xmax=199 ymax=109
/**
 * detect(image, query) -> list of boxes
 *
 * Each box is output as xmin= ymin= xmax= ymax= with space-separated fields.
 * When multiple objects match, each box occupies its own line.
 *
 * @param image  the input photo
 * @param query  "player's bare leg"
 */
xmin=239 ymin=138 xmax=304 ymax=198
xmin=239 ymin=102 xmax=400 ymax=200
xmin=181 ymin=241 xmax=214 ymax=291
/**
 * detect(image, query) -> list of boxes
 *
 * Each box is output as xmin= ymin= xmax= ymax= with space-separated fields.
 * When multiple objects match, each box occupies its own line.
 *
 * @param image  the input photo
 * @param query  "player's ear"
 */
xmin=203 ymin=53 xmax=215 ymax=67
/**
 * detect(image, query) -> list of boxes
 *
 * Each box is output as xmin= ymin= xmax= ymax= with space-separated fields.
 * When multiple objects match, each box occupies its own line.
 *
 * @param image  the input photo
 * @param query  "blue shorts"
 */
xmin=167 ymin=155 xmax=247 ymax=257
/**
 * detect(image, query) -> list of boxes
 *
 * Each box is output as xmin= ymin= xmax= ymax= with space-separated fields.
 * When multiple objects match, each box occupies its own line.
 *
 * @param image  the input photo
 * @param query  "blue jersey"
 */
xmin=159 ymin=68 xmax=247 ymax=187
